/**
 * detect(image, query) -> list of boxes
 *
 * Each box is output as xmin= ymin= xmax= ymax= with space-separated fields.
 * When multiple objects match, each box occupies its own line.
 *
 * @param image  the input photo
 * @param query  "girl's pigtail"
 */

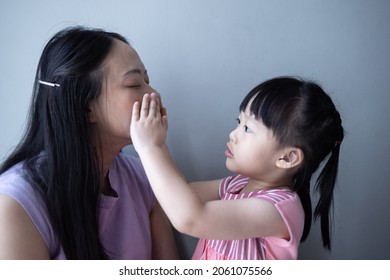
xmin=313 ymin=143 xmax=341 ymax=249
xmin=297 ymin=182 xmax=312 ymax=242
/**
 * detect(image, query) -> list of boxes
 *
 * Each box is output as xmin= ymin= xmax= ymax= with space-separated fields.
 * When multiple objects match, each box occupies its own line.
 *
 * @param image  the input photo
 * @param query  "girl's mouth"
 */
xmin=225 ymin=144 xmax=233 ymax=158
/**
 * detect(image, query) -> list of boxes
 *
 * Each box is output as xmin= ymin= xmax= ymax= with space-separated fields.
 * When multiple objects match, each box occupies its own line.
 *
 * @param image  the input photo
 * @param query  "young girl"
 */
xmin=130 ymin=76 xmax=344 ymax=260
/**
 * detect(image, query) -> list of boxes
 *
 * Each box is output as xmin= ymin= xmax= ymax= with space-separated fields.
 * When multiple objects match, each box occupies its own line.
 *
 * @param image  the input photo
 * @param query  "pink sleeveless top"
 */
xmin=192 ymin=175 xmax=304 ymax=260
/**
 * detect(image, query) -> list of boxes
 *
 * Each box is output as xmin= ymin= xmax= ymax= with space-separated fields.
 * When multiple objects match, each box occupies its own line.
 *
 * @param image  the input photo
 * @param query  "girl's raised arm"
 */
xmin=130 ymin=94 xmax=287 ymax=240
xmin=189 ymin=180 xmax=220 ymax=202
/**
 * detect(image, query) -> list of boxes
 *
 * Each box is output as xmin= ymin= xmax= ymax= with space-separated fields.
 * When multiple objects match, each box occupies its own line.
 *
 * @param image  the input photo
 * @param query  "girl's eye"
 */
xmin=127 ymin=85 xmax=141 ymax=88
xmin=236 ymin=118 xmax=241 ymax=125
xmin=244 ymin=125 xmax=252 ymax=133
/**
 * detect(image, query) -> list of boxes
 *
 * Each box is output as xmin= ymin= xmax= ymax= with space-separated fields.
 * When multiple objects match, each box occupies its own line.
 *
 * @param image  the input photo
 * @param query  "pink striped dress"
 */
xmin=191 ymin=174 xmax=305 ymax=260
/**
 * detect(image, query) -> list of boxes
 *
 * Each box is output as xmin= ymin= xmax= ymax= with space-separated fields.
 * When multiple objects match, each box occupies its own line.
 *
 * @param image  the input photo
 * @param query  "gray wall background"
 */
xmin=1 ymin=0 xmax=389 ymax=260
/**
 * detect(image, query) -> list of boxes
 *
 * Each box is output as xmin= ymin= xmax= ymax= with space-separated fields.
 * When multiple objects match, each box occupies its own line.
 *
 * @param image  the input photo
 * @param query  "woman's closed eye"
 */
xmin=126 ymin=78 xmax=149 ymax=88
xmin=126 ymin=84 xmax=141 ymax=88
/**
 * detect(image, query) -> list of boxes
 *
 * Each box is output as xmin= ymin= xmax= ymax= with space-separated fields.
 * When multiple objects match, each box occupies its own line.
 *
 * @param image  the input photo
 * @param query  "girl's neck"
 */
xmin=241 ymin=177 xmax=293 ymax=193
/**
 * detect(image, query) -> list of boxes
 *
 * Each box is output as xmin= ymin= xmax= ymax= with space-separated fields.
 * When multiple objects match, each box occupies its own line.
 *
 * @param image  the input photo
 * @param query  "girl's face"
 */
xmin=90 ymin=39 xmax=155 ymax=152
xmin=225 ymin=106 xmax=283 ymax=183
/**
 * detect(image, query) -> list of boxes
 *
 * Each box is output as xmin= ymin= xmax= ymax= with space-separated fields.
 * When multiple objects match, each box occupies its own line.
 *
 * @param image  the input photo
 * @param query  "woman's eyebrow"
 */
xmin=122 ymin=68 xmax=147 ymax=77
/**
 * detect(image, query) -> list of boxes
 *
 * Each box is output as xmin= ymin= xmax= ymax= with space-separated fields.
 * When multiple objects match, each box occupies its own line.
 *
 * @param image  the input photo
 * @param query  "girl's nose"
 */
xmin=229 ymin=128 xmax=238 ymax=143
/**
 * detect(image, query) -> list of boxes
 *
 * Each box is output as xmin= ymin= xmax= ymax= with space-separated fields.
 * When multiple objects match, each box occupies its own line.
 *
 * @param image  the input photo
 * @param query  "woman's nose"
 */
xmin=145 ymin=83 xmax=156 ymax=94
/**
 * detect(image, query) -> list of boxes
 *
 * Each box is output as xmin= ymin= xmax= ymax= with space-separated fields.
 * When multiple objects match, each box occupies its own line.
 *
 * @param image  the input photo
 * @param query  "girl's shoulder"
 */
xmin=220 ymin=174 xmax=297 ymax=204
xmin=219 ymin=174 xmax=249 ymax=197
xmin=250 ymin=188 xmax=297 ymax=205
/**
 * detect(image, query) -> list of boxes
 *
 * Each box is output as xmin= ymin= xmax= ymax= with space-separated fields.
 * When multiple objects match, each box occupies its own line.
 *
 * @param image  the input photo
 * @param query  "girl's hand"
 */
xmin=130 ymin=93 xmax=168 ymax=152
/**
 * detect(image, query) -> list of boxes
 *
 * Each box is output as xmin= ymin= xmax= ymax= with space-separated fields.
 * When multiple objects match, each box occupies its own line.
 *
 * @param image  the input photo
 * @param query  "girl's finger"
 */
xmin=149 ymin=95 xmax=158 ymax=118
xmin=140 ymin=94 xmax=150 ymax=118
xmin=152 ymin=92 xmax=166 ymax=118
xmin=132 ymin=101 xmax=141 ymax=121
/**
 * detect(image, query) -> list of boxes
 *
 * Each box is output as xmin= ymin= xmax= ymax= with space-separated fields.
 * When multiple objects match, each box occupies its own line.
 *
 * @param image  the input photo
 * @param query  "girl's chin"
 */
xmin=225 ymin=160 xmax=238 ymax=173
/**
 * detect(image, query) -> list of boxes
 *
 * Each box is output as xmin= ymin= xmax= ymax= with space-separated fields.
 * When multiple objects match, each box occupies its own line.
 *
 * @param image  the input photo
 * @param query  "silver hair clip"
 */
xmin=38 ymin=80 xmax=60 ymax=87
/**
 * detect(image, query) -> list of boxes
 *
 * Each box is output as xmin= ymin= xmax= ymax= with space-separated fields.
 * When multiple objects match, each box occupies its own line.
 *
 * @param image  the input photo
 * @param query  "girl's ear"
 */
xmin=276 ymin=147 xmax=304 ymax=169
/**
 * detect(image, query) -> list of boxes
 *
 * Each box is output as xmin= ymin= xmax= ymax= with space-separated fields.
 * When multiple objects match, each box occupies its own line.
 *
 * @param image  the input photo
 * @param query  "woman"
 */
xmin=0 ymin=26 xmax=178 ymax=259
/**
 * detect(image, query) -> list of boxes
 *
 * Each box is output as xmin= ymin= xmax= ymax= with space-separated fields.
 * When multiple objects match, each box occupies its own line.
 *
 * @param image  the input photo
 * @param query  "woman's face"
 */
xmin=90 ymin=39 xmax=155 ymax=152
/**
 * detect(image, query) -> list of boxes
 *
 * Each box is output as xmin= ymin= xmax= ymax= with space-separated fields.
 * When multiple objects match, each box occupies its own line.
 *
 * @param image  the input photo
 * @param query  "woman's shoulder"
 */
xmin=0 ymin=163 xmax=31 ymax=195
xmin=0 ymin=193 xmax=50 ymax=259
xmin=113 ymin=152 xmax=143 ymax=172
xmin=109 ymin=152 xmax=155 ymax=206
xmin=0 ymin=162 xmax=62 ymax=258
xmin=0 ymin=162 xmax=46 ymax=206
xmin=111 ymin=152 xmax=149 ymax=183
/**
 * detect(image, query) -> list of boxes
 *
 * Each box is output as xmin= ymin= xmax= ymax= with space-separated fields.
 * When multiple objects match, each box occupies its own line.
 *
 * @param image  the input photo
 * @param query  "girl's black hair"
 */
xmin=0 ymin=26 xmax=128 ymax=259
xmin=240 ymin=76 xmax=344 ymax=250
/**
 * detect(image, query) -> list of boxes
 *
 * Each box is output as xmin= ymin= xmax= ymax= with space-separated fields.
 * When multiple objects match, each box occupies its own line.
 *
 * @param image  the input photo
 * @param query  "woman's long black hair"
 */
xmin=240 ymin=76 xmax=344 ymax=250
xmin=0 ymin=26 xmax=128 ymax=259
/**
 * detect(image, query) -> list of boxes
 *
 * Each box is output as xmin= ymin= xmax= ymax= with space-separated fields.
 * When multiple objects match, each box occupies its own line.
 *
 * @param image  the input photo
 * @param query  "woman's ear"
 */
xmin=87 ymin=102 xmax=98 ymax=123
xmin=276 ymin=147 xmax=304 ymax=169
